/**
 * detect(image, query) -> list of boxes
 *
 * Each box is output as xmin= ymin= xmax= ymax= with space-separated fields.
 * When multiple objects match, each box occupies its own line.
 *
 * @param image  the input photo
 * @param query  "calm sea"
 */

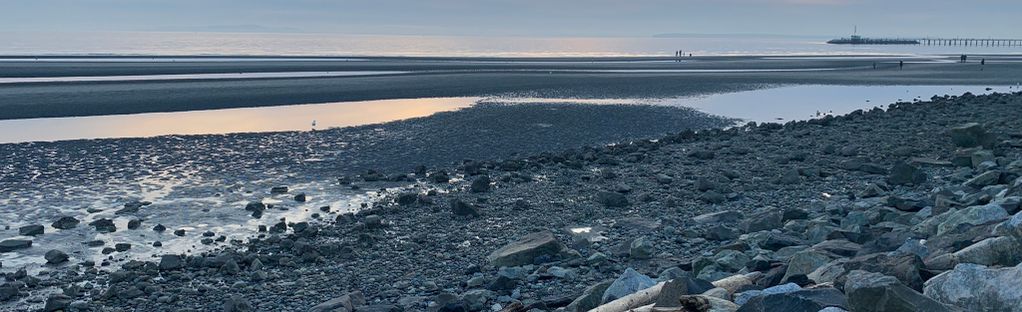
xmin=2 ymin=31 xmax=1020 ymax=57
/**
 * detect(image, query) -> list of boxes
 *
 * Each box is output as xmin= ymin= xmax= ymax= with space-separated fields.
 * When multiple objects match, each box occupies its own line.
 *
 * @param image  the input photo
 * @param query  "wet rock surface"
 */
xmin=0 ymin=92 xmax=1021 ymax=311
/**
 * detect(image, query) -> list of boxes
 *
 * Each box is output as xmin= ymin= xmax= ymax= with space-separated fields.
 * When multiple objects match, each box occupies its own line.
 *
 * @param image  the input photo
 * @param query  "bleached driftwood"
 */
xmin=710 ymin=272 xmax=762 ymax=294
xmin=588 ymin=282 xmax=666 ymax=312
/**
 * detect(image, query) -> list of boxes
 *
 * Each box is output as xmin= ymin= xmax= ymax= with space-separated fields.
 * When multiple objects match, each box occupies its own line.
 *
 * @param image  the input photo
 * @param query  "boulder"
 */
xmin=19 ymin=224 xmax=44 ymax=236
xmin=629 ymin=236 xmax=654 ymax=259
xmin=740 ymin=210 xmax=783 ymax=233
xmin=159 ymin=255 xmax=185 ymax=271
xmin=949 ymin=122 xmax=994 ymax=148
xmin=736 ymin=287 xmax=847 ymax=312
xmin=924 ymin=263 xmax=1022 ymax=312
xmin=0 ymin=239 xmax=32 ymax=253
xmin=952 ymin=236 xmax=1022 ymax=266
xmin=783 ymin=250 xmax=832 ymax=283
xmin=43 ymin=294 xmax=72 ymax=312
xmin=565 ymin=280 xmax=612 ymax=312
xmin=677 ymin=295 xmax=740 ymax=312
xmin=486 ymin=231 xmax=565 ymax=267
xmin=654 ymin=275 xmax=716 ymax=308
xmin=51 ymin=216 xmax=80 ymax=230
xmin=601 ymin=268 xmax=656 ymax=304
xmin=937 ymin=204 xmax=1008 ymax=236
xmin=310 ymin=291 xmax=366 ymax=312
xmin=844 ymin=270 xmax=955 ymax=312
xmin=450 ymin=199 xmax=481 ymax=217
xmin=44 ymin=249 xmax=69 ymax=265
xmin=887 ymin=161 xmax=927 ymax=186
xmin=596 ymin=191 xmax=629 ymax=207
xmin=964 ymin=170 xmax=1002 ymax=189
xmin=734 ymin=283 xmax=801 ymax=306
xmin=89 ymin=218 xmax=117 ymax=233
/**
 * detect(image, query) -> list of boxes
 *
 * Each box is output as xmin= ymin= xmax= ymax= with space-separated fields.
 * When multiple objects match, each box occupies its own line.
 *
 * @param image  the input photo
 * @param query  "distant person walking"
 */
xmin=981 ymin=58 xmax=986 ymax=66
xmin=873 ymin=62 xmax=877 ymax=70
xmin=899 ymin=60 xmax=904 ymax=70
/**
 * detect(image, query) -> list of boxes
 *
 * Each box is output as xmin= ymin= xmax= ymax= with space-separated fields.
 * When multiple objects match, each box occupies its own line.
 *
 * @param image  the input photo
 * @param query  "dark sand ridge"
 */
xmin=2 ymin=56 xmax=1022 ymax=120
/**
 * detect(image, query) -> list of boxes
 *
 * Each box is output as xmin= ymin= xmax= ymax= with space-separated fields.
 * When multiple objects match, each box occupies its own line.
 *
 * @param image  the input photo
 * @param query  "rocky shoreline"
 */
xmin=4 ymin=91 xmax=1022 ymax=311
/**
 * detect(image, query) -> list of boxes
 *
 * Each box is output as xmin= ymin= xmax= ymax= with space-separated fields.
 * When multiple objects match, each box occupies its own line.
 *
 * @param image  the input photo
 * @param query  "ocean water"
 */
xmin=2 ymin=31 xmax=1021 ymax=57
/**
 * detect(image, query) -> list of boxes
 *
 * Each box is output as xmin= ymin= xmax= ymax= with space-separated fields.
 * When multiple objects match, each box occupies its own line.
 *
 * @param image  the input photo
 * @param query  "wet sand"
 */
xmin=1 ymin=55 xmax=1021 ymax=119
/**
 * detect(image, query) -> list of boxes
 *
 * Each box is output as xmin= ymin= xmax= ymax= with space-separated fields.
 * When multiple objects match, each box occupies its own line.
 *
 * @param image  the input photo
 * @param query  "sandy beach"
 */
xmin=2 ymin=55 xmax=1022 ymax=119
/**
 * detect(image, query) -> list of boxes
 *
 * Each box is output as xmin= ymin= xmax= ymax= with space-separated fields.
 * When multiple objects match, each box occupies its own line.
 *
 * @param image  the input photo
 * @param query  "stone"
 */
xmin=596 ymin=191 xmax=629 ymax=207
xmin=705 ymin=225 xmax=739 ymax=241
xmin=783 ymin=250 xmax=831 ymax=284
xmin=952 ymin=236 xmax=1022 ymax=267
xmin=470 ymin=176 xmax=491 ymax=193
xmin=89 ymin=218 xmax=117 ymax=233
xmin=740 ymin=210 xmax=783 ymax=233
xmin=937 ymin=204 xmax=1009 ymax=236
xmin=396 ymin=192 xmax=418 ymax=206
xmin=693 ymin=211 xmax=744 ymax=224
xmin=924 ymin=263 xmax=1022 ymax=312
xmin=736 ymin=287 xmax=847 ymax=312
xmin=44 ymin=249 xmax=69 ymax=265
xmin=18 ymin=224 xmax=44 ymax=236
xmin=654 ymin=275 xmax=716 ymax=308
xmin=270 ymin=186 xmax=289 ymax=194
xmin=51 ymin=216 xmax=80 ymax=230
xmin=677 ymin=295 xmax=740 ymax=312
xmin=887 ymin=161 xmax=927 ymax=186
xmin=565 ymin=280 xmax=612 ymax=312
xmin=0 ymin=239 xmax=32 ymax=252
xmin=812 ymin=239 xmax=862 ymax=258
xmin=310 ymin=291 xmax=366 ymax=312
xmin=450 ymin=199 xmax=481 ymax=217
xmin=714 ymin=249 xmax=751 ymax=272
xmin=601 ymin=268 xmax=655 ymax=304
xmin=842 ymin=253 xmax=926 ymax=291
xmin=0 ymin=286 xmax=16 ymax=301
xmin=159 ymin=255 xmax=185 ymax=271
xmin=629 ymin=236 xmax=654 ymax=259
xmin=949 ymin=122 xmax=994 ymax=148
xmin=43 ymin=294 xmax=72 ymax=312
xmin=462 ymin=289 xmax=495 ymax=311
xmin=223 ymin=294 xmax=253 ymax=312
xmin=294 ymin=193 xmax=307 ymax=202
xmin=844 ymin=270 xmax=954 ymax=312
xmin=734 ymin=283 xmax=801 ymax=306
xmin=153 ymin=224 xmax=167 ymax=232
xmin=486 ymin=231 xmax=565 ymax=267
xmin=964 ymin=170 xmax=1001 ymax=188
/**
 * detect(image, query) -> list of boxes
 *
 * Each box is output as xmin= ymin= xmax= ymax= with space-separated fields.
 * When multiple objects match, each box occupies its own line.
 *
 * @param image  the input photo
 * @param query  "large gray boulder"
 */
xmin=937 ymin=204 xmax=1009 ymax=236
xmin=949 ymin=122 xmax=995 ymax=148
xmin=888 ymin=161 xmax=927 ymax=186
xmin=924 ymin=263 xmax=1022 ymax=312
xmin=601 ymin=268 xmax=655 ymax=303
xmin=951 ymin=236 xmax=1022 ymax=267
xmin=844 ymin=270 xmax=956 ymax=312
xmin=486 ymin=231 xmax=565 ymax=267
xmin=565 ymin=280 xmax=613 ymax=312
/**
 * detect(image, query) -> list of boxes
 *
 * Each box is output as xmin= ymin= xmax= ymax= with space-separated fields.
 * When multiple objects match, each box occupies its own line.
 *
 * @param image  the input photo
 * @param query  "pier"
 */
xmin=828 ymin=35 xmax=1022 ymax=46
xmin=921 ymin=38 xmax=1022 ymax=46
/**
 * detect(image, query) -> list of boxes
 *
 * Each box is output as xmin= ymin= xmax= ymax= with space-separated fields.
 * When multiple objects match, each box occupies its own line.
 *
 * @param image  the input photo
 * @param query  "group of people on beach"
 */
xmin=674 ymin=50 xmax=691 ymax=62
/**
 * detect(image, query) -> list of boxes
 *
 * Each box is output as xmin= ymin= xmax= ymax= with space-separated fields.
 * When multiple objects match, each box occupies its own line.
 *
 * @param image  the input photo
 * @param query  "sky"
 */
xmin=2 ymin=0 xmax=1021 ymax=38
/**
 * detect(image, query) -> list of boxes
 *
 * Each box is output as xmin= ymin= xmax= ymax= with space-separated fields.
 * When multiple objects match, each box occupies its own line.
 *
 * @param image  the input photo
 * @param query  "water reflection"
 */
xmin=0 ymin=97 xmax=480 ymax=143
xmin=0 ymin=85 xmax=1012 ymax=144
